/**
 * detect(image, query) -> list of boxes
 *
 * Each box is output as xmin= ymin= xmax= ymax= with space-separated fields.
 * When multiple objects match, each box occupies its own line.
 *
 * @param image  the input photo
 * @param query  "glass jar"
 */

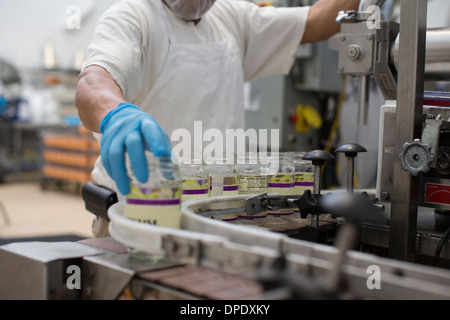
xmin=235 ymin=152 xmax=269 ymax=225
xmin=265 ymin=152 xmax=296 ymax=230
xmin=237 ymin=152 xmax=269 ymax=195
xmin=177 ymin=153 xmax=210 ymax=202
xmin=292 ymin=152 xmax=314 ymax=222
xmin=205 ymin=153 xmax=238 ymax=197
xmin=125 ymin=151 xmax=182 ymax=229
xmin=204 ymin=153 xmax=239 ymax=222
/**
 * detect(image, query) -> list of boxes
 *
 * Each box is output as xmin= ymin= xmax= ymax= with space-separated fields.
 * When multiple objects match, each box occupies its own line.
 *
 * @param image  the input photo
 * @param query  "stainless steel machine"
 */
xmin=334 ymin=0 xmax=450 ymax=264
xmin=332 ymin=1 xmax=450 ymax=264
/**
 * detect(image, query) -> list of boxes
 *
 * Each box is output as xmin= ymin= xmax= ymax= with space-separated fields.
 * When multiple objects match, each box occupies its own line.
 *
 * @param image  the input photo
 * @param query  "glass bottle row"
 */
xmin=124 ymin=151 xmax=314 ymax=230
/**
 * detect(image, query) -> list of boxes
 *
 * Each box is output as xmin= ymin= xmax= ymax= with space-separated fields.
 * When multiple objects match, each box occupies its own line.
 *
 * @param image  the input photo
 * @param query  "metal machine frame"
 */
xmin=388 ymin=0 xmax=428 ymax=262
xmin=335 ymin=0 xmax=450 ymax=263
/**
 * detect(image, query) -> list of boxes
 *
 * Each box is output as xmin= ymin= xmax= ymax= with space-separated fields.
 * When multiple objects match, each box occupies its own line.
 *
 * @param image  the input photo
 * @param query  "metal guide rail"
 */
xmin=105 ymin=193 xmax=450 ymax=300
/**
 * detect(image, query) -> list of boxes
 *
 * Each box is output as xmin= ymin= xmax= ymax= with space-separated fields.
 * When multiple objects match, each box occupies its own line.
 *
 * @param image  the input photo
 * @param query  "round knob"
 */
xmin=335 ymin=143 xmax=367 ymax=158
xmin=346 ymin=45 xmax=363 ymax=61
xmin=399 ymin=139 xmax=434 ymax=176
xmin=303 ymin=150 xmax=335 ymax=166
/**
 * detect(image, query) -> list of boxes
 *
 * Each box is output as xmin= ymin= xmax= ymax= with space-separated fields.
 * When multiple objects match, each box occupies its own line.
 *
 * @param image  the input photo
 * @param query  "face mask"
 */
xmin=164 ymin=0 xmax=216 ymax=21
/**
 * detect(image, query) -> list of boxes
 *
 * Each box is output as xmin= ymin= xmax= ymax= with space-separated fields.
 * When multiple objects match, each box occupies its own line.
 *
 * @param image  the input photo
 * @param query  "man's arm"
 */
xmin=301 ymin=0 xmax=360 ymax=44
xmin=75 ymin=65 xmax=172 ymax=194
xmin=75 ymin=65 xmax=126 ymax=133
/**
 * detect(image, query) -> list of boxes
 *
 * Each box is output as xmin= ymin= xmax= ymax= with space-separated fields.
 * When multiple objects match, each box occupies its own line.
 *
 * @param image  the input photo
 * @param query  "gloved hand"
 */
xmin=0 ymin=97 xmax=6 ymax=117
xmin=100 ymin=103 xmax=172 ymax=195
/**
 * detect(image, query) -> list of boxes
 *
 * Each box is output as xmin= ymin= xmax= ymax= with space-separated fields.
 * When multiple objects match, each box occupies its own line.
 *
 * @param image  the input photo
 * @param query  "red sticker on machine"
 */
xmin=425 ymin=183 xmax=450 ymax=206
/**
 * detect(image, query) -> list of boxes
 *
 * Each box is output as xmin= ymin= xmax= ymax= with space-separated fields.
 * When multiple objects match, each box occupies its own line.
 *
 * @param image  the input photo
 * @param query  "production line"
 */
xmin=1 ymin=0 xmax=450 ymax=300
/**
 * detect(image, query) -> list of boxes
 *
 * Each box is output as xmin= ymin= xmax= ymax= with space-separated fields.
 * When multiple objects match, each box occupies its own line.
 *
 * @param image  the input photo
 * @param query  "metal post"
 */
xmin=313 ymin=165 xmax=321 ymax=195
xmin=389 ymin=0 xmax=427 ymax=261
xmin=358 ymin=75 xmax=370 ymax=126
xmin=346 ymin=157 xmax=354 ymax=193
xmin=312 ymin=165 xmax=321 ymax=227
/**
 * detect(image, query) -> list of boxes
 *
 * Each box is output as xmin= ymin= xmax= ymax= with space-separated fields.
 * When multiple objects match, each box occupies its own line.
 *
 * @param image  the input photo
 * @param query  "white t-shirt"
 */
xmin=83 ymin=0 xmax=310 ymax=105
xmin=84 ymin=0 xmax=310 ymax=193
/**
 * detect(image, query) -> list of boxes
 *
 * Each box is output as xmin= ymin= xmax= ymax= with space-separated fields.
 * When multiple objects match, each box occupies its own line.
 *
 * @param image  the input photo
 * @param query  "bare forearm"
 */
xmin=301 ymin=0 xmax=360 ymax=44
xmin=75 ymin=65 xmax=126 ymax=133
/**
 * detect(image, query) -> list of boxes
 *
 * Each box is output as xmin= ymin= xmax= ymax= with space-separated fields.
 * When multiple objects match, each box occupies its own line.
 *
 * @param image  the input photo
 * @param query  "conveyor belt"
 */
xmin=137 ymin=265 xmax=263 ymax=300
xmin=105 ymin=195 xmax=450 ymax=300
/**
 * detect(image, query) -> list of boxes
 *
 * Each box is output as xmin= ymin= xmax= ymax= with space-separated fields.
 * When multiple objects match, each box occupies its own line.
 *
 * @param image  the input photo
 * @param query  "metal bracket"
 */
xmin=422 ymin=118 xmax=444 ymax=168
xmin=245 ymin=193 xmax=302 ymax=216
xmin=336 ymin=10 xmax=372 ymax=24
xmin=193 ymin=193 xmax=303 ymax=218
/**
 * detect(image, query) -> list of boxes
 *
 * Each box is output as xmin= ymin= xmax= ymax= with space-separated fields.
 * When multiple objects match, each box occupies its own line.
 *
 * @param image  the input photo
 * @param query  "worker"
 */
xmin=75 ymin=0 xmax=359 ymax=237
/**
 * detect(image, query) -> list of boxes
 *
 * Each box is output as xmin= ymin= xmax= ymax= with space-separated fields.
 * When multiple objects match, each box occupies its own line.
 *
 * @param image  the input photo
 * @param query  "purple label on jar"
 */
xmin=295 ymin=181 xmax=314 ymax=187
xmin=127 ymin=198 xmax=181 ymax=206
xmin=137 ymin=187 xmax=155 ymax=194
xmin=268 ymin=183 xmax=294 ymax=188
xmin=182 ymin=188 xmax=209 ymax=195
xmin=267 ymin=211 xmax=294 ymax=216
xmin=238 ymin=214 xmax=266 ymax=219
xmin=223 ymin=185 xmax=239 ymax=191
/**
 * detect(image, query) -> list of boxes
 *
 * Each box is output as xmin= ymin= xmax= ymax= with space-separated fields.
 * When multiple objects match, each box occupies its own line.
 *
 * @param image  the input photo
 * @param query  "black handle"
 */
xmin=303 ymin=150 xmax=335 ymax=166
xmin=335 ymin=143 xmax=367 ymax=158
xmin=81 ymin=182 xmax=118 ymax=221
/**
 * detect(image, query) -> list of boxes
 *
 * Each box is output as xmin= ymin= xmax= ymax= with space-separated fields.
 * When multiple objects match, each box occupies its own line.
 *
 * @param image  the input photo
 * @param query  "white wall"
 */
xmin=427 ymin=0 xmax=450 ymax=28
xmin=0 ymin=0 xmax=117 ymax=71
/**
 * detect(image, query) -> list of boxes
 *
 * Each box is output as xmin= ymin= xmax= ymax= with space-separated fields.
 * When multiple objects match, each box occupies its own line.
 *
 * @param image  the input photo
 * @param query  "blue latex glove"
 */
xmin=0 ymin=97 xmax=6 ymax=116
xmin=100 ymin=103 xmax=172 ymax=195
